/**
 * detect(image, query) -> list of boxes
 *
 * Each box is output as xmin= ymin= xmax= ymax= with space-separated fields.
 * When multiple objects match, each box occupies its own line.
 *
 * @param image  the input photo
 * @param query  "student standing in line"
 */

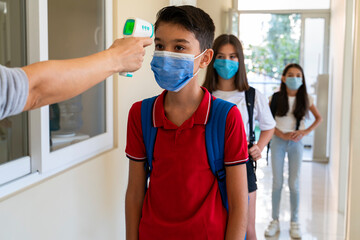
xmin=203 ymin=34 xmax=275 ymax=240
xmin=125 ymin=6 xmax=249 ymax=240
xmin=265 ymin=63 xmax=322 ymax=238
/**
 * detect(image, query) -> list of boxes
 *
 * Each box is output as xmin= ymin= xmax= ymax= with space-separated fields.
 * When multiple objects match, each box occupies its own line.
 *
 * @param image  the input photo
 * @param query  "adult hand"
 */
xmin=248 ymin=144 xmax=262 ymax=161
xmin=107 ymin=37 xmax=153 ymax=73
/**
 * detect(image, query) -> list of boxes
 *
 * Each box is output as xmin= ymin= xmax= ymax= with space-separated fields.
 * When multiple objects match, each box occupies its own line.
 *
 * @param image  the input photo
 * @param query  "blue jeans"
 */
xmin=270 ymin=135 xmax=303 ymax=222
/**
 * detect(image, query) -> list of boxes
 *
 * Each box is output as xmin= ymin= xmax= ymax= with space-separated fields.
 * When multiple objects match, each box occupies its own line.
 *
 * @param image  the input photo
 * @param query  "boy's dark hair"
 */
xmin=276 ymin=63 xmax=309 ymax=121
xmin=203 ymin=34 xmax=249 ymax=92
xmin=154 ymin=5 xmax=215 ymax=51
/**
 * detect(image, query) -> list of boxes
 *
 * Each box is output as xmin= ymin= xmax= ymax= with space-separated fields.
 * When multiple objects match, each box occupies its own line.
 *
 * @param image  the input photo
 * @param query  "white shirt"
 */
xmin=212 ymin=89 xmax=276 ymax=141
xmin=271 ymin=95 xmax=314 ymax=133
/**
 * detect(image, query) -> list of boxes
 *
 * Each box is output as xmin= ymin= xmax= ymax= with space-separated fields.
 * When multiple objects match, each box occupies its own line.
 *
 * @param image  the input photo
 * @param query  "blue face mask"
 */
xmin=285 ymin=77 xmax=303 ymax=90
xmin=213 ymin=59 xmax=239 ymax=80
xmin=150 ymin=50 xmax=206 ymax=92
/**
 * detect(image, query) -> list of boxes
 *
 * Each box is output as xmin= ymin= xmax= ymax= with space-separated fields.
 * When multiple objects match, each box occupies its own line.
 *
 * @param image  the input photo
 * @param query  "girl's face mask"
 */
xmin=213 ymin=59 xmax=239 ymax=80
xmin=285 ymin=77 xmax=303 ymax=90
xmin=150 ymin=50 xmax=206 ymax=92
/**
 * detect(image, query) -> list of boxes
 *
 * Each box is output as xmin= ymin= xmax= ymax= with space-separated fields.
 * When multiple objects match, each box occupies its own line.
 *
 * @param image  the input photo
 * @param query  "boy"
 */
xmin=125 ymin=6 xmax=248 ymax=240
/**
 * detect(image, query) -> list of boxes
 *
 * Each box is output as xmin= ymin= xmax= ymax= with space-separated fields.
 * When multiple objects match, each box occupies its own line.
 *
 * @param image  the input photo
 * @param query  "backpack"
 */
xmin=140 ymin=95 xmax=235 ymax=211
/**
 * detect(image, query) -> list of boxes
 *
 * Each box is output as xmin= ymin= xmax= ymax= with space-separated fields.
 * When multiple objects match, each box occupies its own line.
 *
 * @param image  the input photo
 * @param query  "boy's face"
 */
xmin=154 ymin=22 xmax=213 ymax=73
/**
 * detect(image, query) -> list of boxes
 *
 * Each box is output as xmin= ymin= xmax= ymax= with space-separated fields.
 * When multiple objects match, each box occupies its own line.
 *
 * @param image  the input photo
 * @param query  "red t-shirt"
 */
xmin=125 ymin=87 xmax=248 ymax=240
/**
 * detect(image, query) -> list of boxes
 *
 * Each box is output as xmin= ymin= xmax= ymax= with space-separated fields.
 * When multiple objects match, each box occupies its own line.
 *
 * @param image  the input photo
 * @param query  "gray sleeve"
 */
xmin=0 ymin=65 xmax=29 ymax=120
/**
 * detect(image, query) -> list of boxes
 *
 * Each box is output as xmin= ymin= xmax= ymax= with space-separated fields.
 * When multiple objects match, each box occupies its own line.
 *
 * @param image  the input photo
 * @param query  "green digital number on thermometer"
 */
xmin=123 ymin=19 xmax=135 ymax=36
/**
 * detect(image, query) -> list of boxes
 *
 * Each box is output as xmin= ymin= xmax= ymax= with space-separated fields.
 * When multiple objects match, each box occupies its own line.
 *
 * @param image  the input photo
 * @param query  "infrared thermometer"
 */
xmin=119 ymin=18 xmax=154 ymax=77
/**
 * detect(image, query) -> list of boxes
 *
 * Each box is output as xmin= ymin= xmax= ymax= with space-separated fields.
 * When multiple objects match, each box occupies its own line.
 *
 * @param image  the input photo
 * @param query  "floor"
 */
xmin=254 ymin=148 xmax=346 ymax=240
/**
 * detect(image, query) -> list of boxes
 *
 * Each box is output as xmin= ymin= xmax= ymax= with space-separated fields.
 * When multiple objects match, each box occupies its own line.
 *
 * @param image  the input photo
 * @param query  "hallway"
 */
xmin=255 ymin=153 xmax=345 ymax=239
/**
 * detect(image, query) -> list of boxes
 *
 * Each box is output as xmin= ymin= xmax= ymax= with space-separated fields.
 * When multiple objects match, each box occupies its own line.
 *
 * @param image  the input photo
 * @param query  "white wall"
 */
xmin=328 ymin=0 xmax=360 ymax=237
xmin=347 ymin=0 xmax=360 ymax=237
xmin=0 ymin=150 xmax=123 ymax=240
xmin=328 ymin=0 xmax=346 ymax=210
xmin=196 ymin=0 xmax=232 ymax=84
xmin=198 ymin=0 xmax=232 ymax=37
xmin=0 ymin=1 xmax=231 ymax=239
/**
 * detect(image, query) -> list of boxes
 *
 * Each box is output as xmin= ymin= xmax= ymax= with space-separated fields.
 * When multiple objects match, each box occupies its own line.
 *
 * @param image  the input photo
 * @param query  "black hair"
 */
xmin=154 ymin=5 xmax=215 ymax=51
xmin=276 ymin=63 xmax=309 ymax=121
xmin=202 ymin=34 xmax=249 ymax=92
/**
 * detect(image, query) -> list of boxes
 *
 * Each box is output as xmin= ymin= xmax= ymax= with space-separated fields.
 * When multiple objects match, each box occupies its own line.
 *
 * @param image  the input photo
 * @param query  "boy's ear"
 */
xmin=199 ymin=49 xmax=214 ymax=68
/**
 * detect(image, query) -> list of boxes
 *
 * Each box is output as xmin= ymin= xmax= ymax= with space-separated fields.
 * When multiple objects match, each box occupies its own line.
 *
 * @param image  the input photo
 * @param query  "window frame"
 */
xmin=299 ymin=12 xmax=330 ymax=75
xmin=237 ymin=0 xmax=331 ymax=11
xmin=0 ymin=0 xmax=113 ymax=198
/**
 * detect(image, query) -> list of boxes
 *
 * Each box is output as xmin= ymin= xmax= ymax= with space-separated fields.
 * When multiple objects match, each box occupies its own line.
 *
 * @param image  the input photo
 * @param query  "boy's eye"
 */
xmin=155 ymin=44 xmax=164 ymax=50
xmin=175 ymin=45 xmax=185 ymax=51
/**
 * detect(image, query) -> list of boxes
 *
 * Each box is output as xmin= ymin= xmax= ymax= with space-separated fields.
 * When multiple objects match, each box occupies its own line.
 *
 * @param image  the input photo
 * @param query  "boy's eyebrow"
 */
xmin=154 ymin=37 xmax=190 ymax=44
xmin=173 ymin=39 xmax=190 ymax=44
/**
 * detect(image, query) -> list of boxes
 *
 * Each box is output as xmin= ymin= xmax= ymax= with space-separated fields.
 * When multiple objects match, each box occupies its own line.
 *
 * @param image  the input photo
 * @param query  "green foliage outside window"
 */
xmin=245 ymin=14 xmax=301 ymax=80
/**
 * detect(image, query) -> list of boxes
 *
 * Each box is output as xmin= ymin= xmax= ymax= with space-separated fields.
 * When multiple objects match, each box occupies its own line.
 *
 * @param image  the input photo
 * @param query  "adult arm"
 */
xmin=22 ymin=37 xmax=152 ymax=111
xmin=225 ymin=164 xmax=248 ymax=240
xmin=125 ymin=160 xmax=146 ymax=240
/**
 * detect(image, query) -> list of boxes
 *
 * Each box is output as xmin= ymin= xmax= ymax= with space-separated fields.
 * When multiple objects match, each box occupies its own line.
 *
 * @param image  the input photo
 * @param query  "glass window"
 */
xmin=0 ymin=0 xmax=28 ymax=166
xmin=240 ymin=13 xmax=301 ymax=99
xmin=0 ymin=0 xmax=113 ymax=196
xmin=238 ymin=0 xmax=330 ymax=11
xmin=303 ymin=18 xmax=326 ymax=95
xmin=48 ymin=0 xmax=106 ymax=151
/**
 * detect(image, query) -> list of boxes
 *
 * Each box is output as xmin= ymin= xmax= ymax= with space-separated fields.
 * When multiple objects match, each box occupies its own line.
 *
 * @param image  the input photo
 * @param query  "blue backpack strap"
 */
xmin=141 ymin=96 xmax=158 ymax=191
xmin=205 ymin=97 xmax=236 ymax=212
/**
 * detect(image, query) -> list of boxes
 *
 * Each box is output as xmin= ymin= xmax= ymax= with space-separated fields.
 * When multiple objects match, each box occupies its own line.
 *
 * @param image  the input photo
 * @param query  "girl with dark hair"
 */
xmin=203 ymin=34 xmax=275 ymax=240
xmin=265 ymin=63 xmax=322 ymax=238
